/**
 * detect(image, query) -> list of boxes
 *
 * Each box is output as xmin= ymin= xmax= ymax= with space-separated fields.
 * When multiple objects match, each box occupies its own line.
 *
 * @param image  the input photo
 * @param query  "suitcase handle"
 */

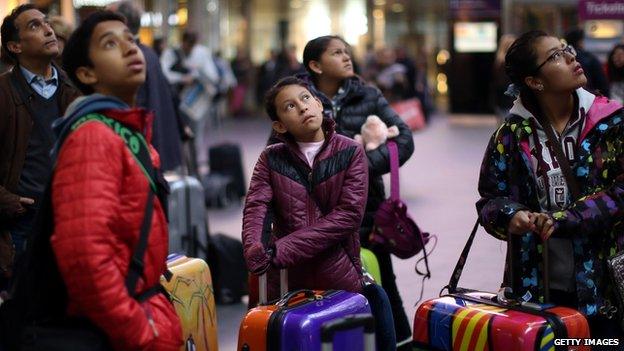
xmin=258 ymin=269 xmax=288 ymax=305
xmin=320 ymin=314 xmax=375 ymax=351
xmin=276 ymin=289 xmax=320 ymax=307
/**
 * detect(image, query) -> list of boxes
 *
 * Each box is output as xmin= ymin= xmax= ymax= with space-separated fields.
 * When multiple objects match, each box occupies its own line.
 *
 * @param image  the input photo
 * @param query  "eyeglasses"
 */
xmin=534 ymin=45 xmax=577 ymax=74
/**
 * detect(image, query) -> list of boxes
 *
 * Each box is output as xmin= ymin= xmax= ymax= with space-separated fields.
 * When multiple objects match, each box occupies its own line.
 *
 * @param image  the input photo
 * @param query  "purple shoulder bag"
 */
xmin=370 ymin=141 xmax=431 ymax=259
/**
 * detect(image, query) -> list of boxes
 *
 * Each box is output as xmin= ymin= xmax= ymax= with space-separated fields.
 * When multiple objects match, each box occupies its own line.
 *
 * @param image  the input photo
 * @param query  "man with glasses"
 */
xmin=565 ymin=28 xmax=610 ymax=97
xmin=0 ymin=4 xmax=80 ymax=289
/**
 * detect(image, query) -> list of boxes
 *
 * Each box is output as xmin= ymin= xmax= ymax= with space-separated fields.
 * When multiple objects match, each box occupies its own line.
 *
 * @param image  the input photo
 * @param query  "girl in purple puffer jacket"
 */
xmin=242 ymin=76 xmax=396 ymax=350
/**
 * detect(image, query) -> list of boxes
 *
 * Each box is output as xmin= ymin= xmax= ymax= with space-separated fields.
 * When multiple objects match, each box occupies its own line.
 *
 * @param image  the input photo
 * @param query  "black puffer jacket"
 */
xmin=302 ymin=74 xmax=415 ymax=241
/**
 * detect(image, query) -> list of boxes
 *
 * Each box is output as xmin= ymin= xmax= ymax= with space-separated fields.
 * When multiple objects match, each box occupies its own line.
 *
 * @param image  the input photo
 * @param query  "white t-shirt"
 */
xmin=296 ymin=140 xmax=325 ymax=167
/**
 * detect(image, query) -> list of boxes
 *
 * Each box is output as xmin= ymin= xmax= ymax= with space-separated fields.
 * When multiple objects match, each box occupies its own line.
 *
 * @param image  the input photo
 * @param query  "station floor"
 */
xmin=203 ymin=113 xmax=508 ymax=350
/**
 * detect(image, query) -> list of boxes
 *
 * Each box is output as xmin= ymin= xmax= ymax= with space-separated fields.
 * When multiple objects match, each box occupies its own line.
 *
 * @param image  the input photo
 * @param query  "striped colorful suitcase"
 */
xmin=161 ymin=254 xmax=218 ymax=351
xmin=413 ymin=290 xmax=590 ymax=351
xmin=237 ymin=270 xmax=373 ymax=351
xmin=414 ymin=221 xmax=590 ymax=351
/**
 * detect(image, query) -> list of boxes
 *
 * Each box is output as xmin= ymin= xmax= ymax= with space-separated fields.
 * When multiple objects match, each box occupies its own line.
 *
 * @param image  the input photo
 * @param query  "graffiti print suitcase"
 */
xmin=237 ymin=270 xmax=373 ymax=351
xmin=413 ymin=290 xmax=590 ymax=351
xmin=161 ymin=254 xmax=218 ymax=351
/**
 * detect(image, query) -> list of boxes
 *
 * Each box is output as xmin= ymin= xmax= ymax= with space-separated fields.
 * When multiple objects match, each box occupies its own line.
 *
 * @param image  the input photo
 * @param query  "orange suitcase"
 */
xmin=161 ymin=254 xmax=218 ymax=351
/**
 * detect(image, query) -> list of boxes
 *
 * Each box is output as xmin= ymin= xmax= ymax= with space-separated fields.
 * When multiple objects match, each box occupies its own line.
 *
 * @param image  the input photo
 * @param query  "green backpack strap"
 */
xmin=69 ymin=113 xmax=156 ymax=192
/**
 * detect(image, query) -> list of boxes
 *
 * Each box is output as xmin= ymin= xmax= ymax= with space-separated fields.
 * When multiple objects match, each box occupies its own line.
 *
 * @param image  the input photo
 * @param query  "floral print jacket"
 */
xmin=477 ymin=88 xmax=624 ymax=317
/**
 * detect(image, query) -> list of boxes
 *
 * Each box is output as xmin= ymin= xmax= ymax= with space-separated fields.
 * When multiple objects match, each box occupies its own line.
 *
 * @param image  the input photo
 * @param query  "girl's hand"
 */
xmin=534 ymin=213 xmax=555 ymax=241
xmin=508 ymin=210 xmax=537 ymax=235
xmin=246 ymin=242 xmax=271 ymax=275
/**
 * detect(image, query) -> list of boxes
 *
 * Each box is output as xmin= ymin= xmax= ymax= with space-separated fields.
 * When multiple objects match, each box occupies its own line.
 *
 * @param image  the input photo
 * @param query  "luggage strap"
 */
xmin=65 ymin=114 xmax=158 ymax=298
xmin=447 ymin=292 xmax=569 ymax=347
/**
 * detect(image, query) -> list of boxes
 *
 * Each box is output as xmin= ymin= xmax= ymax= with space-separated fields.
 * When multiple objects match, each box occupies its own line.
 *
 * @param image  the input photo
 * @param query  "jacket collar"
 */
xmin=508 ymin=88 xmax=623 ymax=140
xmin=50 ymin=94 xmax=154 ymax=163
xmin=273 ymin=118 xmax=337 ymax=166
xmin=104 ymin=108 xmax=154 ymax=142
xmin=9 ymin=63 xmax=75 ymax=105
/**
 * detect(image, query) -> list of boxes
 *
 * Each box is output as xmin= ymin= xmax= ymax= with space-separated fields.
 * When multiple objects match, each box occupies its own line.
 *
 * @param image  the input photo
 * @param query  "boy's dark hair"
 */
xmin=1 ymin=4 xmax=37 ymax=63
xmin=62 ymin=11 xmax=127 ymax=94
xmin=302 ymin=35 xmax=345 ymax=81
xmin=264 ymin=76 xmax=312 ymax=122
xmin=505 ymin=30 xmax=549 ymax=93
xmin=607 ymin=44 xmax=624 ymax=83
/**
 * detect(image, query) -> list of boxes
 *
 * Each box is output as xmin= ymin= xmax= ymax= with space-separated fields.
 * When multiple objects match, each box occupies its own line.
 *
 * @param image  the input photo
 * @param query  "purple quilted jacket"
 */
xmin=242 ymin=119 xmax=368 ymax=301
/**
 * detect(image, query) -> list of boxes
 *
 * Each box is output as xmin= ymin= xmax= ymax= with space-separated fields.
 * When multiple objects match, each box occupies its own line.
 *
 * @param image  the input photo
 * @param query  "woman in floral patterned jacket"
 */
xmin=477 ymin=30 xmax=624 ymax=339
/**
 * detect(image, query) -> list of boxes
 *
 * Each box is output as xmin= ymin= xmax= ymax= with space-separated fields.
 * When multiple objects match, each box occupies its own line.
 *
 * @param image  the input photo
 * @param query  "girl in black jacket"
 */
xmin=301 ymin=35 xmax=415 ymax=350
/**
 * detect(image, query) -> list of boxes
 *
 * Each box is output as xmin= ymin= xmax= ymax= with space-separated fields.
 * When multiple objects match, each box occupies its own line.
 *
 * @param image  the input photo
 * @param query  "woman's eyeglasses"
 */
xmin=534 ymin=45 xmax=577 ymax=74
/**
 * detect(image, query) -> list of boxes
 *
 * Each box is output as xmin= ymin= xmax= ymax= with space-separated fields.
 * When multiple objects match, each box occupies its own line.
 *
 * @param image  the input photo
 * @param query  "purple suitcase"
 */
xmin=274 ymin=289 xmax=372 ymax=350
xmin=241 ymin=270 xmax=374 ymax=351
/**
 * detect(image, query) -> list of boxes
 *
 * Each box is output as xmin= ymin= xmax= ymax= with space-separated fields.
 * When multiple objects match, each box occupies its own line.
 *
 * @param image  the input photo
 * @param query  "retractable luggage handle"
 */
xmin=258 ymin=269 xmax=288 ymax=305
xmin=258 ymin=206 xmax=289 ymax=305
xmin=320 ymin=314 xmax=375 ymax=351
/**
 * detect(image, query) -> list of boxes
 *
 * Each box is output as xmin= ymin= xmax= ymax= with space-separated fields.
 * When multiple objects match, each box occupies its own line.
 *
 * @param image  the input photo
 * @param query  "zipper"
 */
xmin=143 ymin=303 xmax=159 ymax=337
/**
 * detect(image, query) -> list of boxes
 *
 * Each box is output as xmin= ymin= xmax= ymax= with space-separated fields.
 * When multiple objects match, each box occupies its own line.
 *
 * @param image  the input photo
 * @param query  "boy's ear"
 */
xmin=308 ymin=60 xmax=322 ymax=75
xmin=75 ymin=66 xmax=98 ymax=87
xmin=272 ymin=120 xmax=287 ymax=134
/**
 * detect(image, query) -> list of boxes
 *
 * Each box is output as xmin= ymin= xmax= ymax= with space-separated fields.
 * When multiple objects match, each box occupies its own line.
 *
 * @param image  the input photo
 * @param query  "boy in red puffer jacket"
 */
xmin=47 ymin=11 xmax=182 ymax=350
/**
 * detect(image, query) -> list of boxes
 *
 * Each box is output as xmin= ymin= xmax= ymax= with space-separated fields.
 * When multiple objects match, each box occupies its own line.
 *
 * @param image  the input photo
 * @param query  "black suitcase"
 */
xmin=210 ymin=233 xmax=248 ymax=304
xmin=208 ymin=143 xmax=246 ymax=198
xmin=202 ymin=173 xmax=237 ymax=208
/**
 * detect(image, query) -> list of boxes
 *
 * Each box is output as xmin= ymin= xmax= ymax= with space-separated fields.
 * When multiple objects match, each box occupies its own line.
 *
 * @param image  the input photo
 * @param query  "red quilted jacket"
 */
xmin=50 ymin=107 xmax=182 ymax=350
xmin=242 ymin=119 xmax=368 ymax=301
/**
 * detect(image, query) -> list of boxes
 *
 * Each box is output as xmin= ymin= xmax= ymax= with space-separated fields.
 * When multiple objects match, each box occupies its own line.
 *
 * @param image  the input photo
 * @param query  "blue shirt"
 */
xmin=20 ymin=66 xmax=58 ymax=99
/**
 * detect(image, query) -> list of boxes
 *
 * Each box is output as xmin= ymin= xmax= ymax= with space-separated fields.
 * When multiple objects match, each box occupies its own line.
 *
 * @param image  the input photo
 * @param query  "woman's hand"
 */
xmin=533 ymin=213 xmax=555 ymax=241
xmin=508 ymin=210 xmax=537 ymax=235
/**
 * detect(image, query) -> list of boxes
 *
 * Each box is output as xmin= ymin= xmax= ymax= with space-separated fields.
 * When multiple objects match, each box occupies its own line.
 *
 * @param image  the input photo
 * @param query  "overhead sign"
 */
xmin=454 ymin=22 xmax=498 ymax=53
xmin=450 ymin=0 xmax=501 ymax=19
xmin=73 ymin=0 xmax=116 ymax=7
xmin=579 ymin=0 xmax=624 ymax=20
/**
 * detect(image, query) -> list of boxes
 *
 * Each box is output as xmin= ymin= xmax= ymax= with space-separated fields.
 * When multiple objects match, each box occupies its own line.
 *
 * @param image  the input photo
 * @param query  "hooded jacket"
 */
xmin=477 ymin=88 xmax=624 ymax=317
xmin=243 ymin=119 xmax=368 ymax=301
xmin=50 ymin=95 xmax=182 ymax=350
xmin=297 ymin=74 xmax=414 ymax=241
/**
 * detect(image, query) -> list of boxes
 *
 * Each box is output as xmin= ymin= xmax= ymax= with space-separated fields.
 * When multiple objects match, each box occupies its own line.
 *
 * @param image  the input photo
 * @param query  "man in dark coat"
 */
xmin=111 ymin=1 xmax=184 ymax=172
xmin=0 ymin=4 xmax=80 ymax=285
